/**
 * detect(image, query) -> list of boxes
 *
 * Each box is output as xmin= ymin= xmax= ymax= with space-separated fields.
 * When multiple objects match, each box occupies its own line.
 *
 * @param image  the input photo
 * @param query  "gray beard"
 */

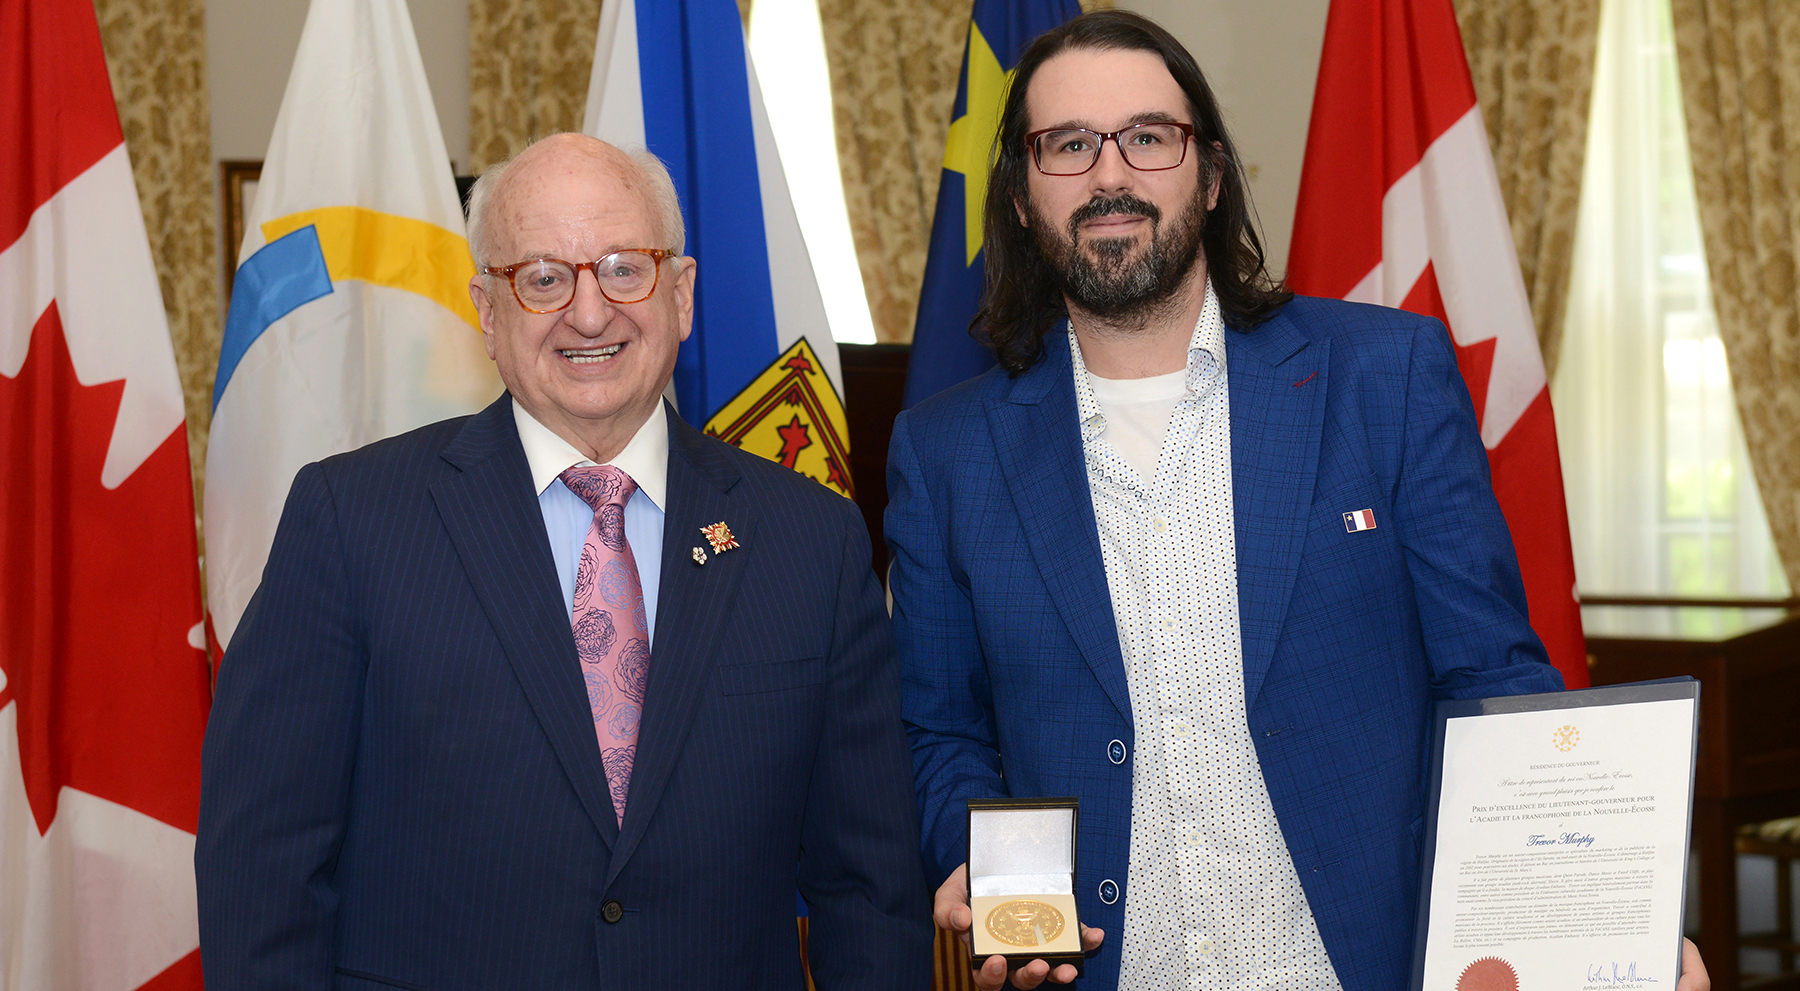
xmin=1030 ymin=191 xmax=1207 ymax=323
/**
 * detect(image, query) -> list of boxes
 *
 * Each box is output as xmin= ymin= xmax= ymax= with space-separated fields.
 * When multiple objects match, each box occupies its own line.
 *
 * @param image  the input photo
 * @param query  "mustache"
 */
xmin=1067 ymin=194 xmax=1162 ymax=233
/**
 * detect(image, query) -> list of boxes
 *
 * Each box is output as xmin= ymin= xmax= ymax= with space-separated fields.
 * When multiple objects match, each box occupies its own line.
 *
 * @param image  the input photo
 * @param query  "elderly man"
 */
xmin=887 ymin=11 xmax=1707 ymax=991
xmin=197 ymin=133 xmax=930 ymax=990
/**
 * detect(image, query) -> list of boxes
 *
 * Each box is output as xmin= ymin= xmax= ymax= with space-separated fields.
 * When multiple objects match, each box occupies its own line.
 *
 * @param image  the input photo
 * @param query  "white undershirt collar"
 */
xmin=511 ymin=398 xmax=669 ymax=511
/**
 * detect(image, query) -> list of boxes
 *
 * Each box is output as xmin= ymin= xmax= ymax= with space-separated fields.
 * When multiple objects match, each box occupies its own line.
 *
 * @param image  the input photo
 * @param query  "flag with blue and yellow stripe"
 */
xmin=903 ymin=0 xmax=1082 ymax=409
xmin=204 ymin=0 xmax=500 ymax=652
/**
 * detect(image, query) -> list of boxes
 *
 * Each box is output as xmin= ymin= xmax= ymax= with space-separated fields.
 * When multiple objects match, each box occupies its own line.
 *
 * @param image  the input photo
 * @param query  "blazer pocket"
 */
xmin=335 ymin=968 xmax=426 ymax=991
xmin=717 ymin=656 xmax=824 ymax=696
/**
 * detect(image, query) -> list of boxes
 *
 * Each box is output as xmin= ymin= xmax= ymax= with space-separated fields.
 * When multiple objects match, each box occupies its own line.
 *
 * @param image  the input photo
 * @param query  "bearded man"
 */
xmin=885 ymin=11 xmax=1708 ymax=991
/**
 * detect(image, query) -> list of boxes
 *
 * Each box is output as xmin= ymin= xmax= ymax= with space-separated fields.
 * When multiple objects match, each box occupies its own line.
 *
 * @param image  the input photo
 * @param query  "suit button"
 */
xmin=602 ymin=899 xmax=624 ymax=923
xmin=1107 ymin=739 xmax=1127 ymax=764
xmin=1098 ymin=879 xmax=1119 ymax=904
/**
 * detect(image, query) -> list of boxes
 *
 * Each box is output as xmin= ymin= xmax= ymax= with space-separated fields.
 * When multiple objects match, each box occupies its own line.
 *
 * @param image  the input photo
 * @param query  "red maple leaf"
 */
xmin=774 ymin=414 xmax=813 ymax=469
xmin=0 ymin=302 xmax=211 ymax=836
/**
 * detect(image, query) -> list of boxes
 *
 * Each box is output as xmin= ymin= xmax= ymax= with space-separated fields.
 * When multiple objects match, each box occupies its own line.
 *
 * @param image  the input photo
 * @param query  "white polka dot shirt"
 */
xmin=1070 ymin=283 xmax=1344 ymax=991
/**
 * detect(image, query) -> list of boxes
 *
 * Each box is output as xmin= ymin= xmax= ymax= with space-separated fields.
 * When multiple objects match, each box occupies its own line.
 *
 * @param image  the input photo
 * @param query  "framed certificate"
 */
xmin=1411 ymin=679 xmax=1699 ymax=990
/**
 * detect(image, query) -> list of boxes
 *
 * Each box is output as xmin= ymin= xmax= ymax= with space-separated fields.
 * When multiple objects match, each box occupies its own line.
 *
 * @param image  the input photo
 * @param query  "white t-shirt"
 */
xmin=1086 ymin=366 xmax=1189 ymax=486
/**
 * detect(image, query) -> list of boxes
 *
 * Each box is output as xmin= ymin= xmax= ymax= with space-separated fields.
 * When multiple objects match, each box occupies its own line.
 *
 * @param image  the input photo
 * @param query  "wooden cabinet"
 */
xmin=1585 ymin=603 xmax=1800 ymax=990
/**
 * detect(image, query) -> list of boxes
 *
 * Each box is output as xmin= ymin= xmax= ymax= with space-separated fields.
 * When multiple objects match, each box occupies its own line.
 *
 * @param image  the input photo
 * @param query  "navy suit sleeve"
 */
xmin=797 ymin=491 xmax=935 ymax=988
xmin=884 ymin=411 xmax=1007 ymax=886
xmin=197 ymin=463 xmax=361 ymax=991
xmin=1394 ymin=320 xmax=1564 ymax=699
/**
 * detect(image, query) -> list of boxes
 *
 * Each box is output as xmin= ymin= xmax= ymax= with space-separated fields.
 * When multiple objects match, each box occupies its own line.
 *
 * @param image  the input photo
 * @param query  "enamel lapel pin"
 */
xmin=693 ymin=521 xmax=739 ymax=566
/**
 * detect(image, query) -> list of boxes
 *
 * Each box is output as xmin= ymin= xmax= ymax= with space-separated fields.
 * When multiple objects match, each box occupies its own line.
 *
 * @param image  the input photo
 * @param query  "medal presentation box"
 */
xmin=967 ymin=797 xmax=1084 ymax=973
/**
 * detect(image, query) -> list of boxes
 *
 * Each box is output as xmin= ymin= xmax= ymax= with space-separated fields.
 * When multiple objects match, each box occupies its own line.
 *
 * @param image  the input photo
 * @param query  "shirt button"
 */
xmin=1107 ymin=739 xmax=1127 ymax=764
xmin=1098 ymin=879 xmax=1120 ymax=904
xmin=1172 ymin=722 xmax=1191 ymax=738
xmin=1184 ymin=829 xmax=1203 ymax=847
xmin=1161 ymin=618 xmax=1175 ymax=630
xmin=1153 ymin=517 xmax=1167 ymax=533
xmin=601 ymin=899 xmax=624 ymax=923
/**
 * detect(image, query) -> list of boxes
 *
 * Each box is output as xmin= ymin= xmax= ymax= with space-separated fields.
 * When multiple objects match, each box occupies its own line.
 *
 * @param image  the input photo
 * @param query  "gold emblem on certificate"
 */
xmin=984 ymin=899 xmax=1067 ymax=947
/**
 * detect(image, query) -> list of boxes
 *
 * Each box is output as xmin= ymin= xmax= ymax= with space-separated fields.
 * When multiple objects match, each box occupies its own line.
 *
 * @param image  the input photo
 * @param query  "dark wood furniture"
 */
xmin=838 ymin=342 xmax=911 ymax=581
xmin=1737 ymin=818 xmax=1800 ymax=986
xmin=1584 ymin=602 xmax=1800 ymax=991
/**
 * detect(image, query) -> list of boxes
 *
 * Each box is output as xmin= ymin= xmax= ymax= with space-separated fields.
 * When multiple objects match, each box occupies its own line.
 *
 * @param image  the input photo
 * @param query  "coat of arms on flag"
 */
xmin=704 ymin=338 xmax=853 ymax=497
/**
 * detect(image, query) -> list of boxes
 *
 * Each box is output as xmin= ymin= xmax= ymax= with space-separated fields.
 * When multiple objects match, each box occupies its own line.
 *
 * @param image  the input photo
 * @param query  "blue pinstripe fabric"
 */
xmin=887 ymin=296 xmax=1563 ymax=991
xmin=197 ymin=395 xmax=931 ymax=991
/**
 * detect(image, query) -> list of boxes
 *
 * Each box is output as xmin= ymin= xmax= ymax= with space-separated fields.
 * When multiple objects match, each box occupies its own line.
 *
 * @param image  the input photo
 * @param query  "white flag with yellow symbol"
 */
xmin=204 ymin=0 xmax=499 ymax=650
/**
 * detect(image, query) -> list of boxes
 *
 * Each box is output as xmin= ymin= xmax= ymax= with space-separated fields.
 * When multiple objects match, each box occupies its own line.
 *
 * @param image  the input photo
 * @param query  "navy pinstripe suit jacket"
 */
xmin=197 ymin=396 xmax=931 ymax=991
xmin=885 ymin=296 xmax=1563 ymax=991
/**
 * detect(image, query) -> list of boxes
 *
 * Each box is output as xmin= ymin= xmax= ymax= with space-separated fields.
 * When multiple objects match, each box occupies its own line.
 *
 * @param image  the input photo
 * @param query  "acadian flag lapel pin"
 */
xmin=700 ymin=521 xmax=739 ymax=555
xmin=1343 ymin=509 xmax=1377 ymax=533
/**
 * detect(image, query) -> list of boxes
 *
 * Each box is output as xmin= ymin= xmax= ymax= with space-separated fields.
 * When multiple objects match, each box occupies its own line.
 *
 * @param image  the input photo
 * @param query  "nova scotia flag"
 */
xmin=584 ymin=0 xmax=854 ymax=498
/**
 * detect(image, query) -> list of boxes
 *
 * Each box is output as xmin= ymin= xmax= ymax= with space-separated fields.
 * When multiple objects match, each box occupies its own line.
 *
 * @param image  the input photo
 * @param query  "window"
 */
xmin=1553 ymin=0 xmax=1789 ymax=619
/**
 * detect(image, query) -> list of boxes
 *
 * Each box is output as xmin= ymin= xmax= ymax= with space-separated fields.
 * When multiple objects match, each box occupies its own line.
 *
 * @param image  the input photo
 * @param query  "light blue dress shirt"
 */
xmin=513 ymin=400 xmax=666 ymax=647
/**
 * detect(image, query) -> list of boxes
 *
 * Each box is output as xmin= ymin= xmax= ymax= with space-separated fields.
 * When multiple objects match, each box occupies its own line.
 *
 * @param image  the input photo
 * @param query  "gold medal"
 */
xmin=983 ymin=899 xmax=1066 ymax=948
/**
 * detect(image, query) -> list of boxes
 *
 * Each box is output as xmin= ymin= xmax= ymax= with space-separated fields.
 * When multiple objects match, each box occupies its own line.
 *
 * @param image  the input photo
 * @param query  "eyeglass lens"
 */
xmin=1035 ymin=123 xmax=1189 ymax=176
xmin=511 ymin=251 xmax=662 ymax=309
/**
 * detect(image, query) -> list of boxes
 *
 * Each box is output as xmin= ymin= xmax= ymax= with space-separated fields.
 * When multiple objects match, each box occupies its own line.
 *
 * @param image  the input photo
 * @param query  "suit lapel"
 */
xmin=988 ymin=333 xmax=1134 ymax=726
xmin=1228 ymin=313 xmax=1328 ymax=708
xmin=607 ymin=408 xmax=747 ymax=884
xmin=431 ymin=395 xmax=621 ymax=848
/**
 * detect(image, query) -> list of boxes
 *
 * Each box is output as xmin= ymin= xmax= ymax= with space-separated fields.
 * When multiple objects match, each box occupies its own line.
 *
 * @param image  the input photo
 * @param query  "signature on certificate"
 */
xmin=1586 ymin=961 xmax=1658 ymax=985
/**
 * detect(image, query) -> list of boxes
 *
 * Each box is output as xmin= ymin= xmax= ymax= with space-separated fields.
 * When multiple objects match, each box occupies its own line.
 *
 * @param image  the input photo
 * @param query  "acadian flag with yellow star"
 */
xmin=902 ymin=0 xmax=1081 ymax=409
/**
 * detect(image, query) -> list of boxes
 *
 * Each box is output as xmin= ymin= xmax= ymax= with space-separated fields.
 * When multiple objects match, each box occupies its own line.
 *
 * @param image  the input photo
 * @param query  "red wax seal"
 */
xmin=1456 ymin=957 xmax=1519 ymax=991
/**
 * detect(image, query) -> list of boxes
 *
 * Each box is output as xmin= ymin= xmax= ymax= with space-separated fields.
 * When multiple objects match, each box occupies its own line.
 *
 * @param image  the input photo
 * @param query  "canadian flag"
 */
xmin=0 ymin=0 xmax=213 ymax=987
xmin=1288 ymin=0 xmax=1588 ymax=688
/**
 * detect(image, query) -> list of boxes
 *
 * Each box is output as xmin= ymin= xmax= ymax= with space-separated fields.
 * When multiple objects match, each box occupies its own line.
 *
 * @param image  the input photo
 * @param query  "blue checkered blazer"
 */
xmin=886 ymin=295 xmax=1563 ymax=991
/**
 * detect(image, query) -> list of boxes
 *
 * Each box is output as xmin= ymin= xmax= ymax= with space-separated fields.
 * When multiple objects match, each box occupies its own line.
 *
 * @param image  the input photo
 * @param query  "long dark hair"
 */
xmin=974 ymin=10 xmax=1292 ymax=373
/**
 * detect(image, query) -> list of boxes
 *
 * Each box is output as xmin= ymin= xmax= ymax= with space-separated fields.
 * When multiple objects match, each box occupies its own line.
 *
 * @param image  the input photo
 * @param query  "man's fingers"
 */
xmin=1677 ymin=937 xmax=1710 ymax=991
xmin=1079 ymin=925 xmax=1105 ymax=952
xmin=933 ymin=864 xmax=972 ymax=932
xmin=937 ymin=902 xmax=972 ymax=934
xmin=973 ymin=953 xmax=1010 ymax=991
xmin=1006 ymin=957 xmax=1051 ymax=989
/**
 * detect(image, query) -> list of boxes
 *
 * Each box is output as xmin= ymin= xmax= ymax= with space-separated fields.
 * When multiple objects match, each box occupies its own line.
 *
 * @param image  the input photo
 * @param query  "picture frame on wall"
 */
xmin=219 ymin=159 xmax=261 ymax=301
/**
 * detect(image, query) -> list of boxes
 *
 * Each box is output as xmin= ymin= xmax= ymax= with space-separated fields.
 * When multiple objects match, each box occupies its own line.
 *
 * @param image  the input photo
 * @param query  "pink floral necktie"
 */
xmin=559 ymin=465 xmax=651 ymax=825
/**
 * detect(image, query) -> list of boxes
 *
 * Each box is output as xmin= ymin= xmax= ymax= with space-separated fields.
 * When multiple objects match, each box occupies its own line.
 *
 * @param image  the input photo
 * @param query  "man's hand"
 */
xmin=935 ymin=863 xmax=1104 ymax=990
xmin=1676 ymin=937 xmax=1709 ymax=991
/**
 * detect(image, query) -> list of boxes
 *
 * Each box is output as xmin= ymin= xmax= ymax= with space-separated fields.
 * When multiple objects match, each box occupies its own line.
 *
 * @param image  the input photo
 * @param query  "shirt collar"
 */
xmin=511 ymin=398 xmax=669 ymax=511
xmin=1068 ymin=278 xmax=1225 ymax=443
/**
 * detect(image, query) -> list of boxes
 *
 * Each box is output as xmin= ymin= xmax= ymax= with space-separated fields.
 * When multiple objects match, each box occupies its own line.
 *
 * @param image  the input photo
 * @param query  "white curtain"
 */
xmin=1553 ymin=0 xmax=1789 ymax=600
